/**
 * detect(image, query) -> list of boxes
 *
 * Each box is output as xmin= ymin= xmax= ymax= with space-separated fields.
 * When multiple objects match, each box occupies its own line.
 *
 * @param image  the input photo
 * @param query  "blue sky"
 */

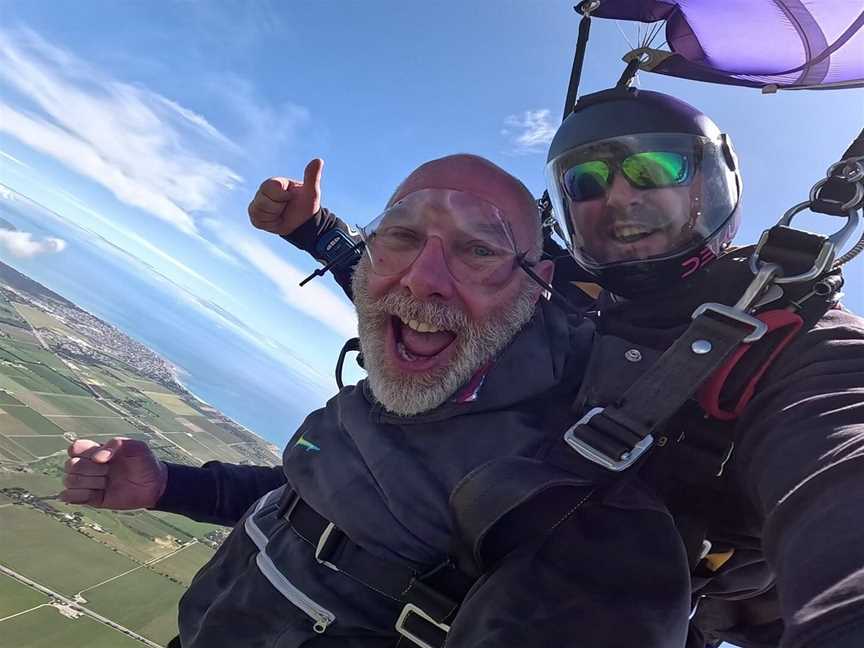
xmin=0 ymin=0 xmax=862 ymax=415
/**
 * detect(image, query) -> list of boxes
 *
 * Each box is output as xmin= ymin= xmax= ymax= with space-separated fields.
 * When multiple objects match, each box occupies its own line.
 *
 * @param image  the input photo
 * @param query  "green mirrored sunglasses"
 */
xmin=562 ymin=151 xmax=692 ymax=202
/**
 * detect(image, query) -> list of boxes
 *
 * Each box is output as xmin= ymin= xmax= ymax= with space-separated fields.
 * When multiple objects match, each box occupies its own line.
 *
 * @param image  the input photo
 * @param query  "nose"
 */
xmin=604 ymin=172 xmax=642 ymax=210
xmin=399 ymin=237 xmax=455 ymax=301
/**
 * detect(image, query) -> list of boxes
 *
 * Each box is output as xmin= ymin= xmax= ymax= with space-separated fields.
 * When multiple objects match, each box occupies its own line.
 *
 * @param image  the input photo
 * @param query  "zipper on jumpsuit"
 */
xmin=245 ymin=490 xmax=336 ymax=633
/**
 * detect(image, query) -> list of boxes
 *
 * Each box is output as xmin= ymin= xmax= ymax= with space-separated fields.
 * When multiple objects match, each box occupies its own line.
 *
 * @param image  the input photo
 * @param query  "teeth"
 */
xmin=615 ymin=225 xmax=650 ymax=238
xmin=401 ymin=317 xmax=441 ymax=334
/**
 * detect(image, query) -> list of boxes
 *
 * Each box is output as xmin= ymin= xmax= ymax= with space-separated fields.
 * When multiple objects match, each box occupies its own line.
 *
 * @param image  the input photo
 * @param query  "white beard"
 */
xmin=351 ymin=258 xmax=538 ymax=416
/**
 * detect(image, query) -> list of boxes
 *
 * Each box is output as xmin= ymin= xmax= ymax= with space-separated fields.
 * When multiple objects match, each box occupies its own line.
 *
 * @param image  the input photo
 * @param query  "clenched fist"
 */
xmin=61 ymin=438 xmax=167 ymax=510
xmin=248 ymin=158 xmax=324 ymax=236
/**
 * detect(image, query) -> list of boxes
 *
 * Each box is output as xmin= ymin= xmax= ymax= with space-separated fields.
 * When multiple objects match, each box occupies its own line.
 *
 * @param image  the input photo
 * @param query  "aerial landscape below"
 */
xmin=0 ymin=259 xmax=280 ymax=647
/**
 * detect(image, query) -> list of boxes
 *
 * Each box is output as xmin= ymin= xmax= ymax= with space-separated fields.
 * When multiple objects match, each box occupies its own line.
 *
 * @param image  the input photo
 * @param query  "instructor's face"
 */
xmin=570 ymin=173 xmax=693 ymax=264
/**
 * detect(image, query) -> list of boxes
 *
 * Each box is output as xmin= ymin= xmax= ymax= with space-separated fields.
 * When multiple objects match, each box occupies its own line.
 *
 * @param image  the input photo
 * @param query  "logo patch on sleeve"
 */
xmin=294 ymin=435 xmax=320 ymax=453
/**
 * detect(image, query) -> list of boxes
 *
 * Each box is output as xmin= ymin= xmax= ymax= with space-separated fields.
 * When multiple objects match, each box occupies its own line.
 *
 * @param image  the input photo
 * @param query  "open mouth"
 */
xmin=610 ymin=222 xmax=664 ymax=244
xmin=387 ymin=315 xmax=458 ymax=372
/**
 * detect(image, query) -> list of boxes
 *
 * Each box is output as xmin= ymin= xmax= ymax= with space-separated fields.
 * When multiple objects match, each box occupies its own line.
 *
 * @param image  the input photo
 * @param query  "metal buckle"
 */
xmin=691 ymin=303 xmax=768 ymax=343
xmin=563 ymin=407 xmax=654 ymax=472
xmin=314 ymin=522 xmax=342 ymax=572
xmin=749 ymin=222 xmax=838 ymax=284
xmin=395 ymin=604 xmax=451 ymax=648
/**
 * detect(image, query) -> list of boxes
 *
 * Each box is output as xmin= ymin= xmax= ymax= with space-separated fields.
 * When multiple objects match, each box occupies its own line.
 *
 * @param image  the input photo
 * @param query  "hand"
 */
xmin=248 ymin=158 xmax=324 ymax=236
xmin=61 ymin=438 xmax=168 ymax=510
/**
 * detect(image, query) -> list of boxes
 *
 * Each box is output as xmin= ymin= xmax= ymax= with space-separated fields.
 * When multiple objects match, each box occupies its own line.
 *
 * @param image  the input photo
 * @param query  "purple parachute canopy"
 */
xmin=591 ymin=0 xmax=864 ymax=90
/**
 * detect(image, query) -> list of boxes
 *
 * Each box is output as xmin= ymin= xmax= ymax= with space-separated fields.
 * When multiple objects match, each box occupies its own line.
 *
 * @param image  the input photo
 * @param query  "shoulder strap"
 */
xmin=450 ymin=226 xmax=844 ymax=574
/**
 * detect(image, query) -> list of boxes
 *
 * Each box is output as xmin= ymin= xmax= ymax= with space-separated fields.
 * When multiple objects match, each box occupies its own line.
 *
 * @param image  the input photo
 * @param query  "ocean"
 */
xmin=0 ymin=188 xmax=329 ymax=448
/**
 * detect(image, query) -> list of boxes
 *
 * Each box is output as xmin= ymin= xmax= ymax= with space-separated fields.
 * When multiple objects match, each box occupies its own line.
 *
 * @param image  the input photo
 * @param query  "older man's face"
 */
xmin=351 ymin=156 xmax=549 ymax=416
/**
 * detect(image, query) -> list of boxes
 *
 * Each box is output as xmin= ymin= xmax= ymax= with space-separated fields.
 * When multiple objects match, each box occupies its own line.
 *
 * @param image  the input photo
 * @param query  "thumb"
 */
xmin=302 ymin=158 xmax=324 ymax=203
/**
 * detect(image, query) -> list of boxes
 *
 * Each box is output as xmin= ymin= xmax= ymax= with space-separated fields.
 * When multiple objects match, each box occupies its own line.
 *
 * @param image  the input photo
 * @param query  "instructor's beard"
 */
xmin=351 ymin=258 xmax=538 ymax=416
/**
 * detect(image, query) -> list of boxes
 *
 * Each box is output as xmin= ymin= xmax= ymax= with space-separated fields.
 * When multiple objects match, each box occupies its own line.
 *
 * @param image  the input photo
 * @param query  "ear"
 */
xmin=535 ymin=259 xmax=555 ymax=285
xmin=529 ymin=259 xmax=556 ymax=303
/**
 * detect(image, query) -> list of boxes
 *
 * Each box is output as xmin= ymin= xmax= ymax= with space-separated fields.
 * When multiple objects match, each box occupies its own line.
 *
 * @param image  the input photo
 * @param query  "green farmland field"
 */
xmin=0 ymin=366 xmax=65 ymax=395
xmin=1 ymin=406 xmax=68 ymax=436
xmin=48 ymin=415 xmax=143 ymax=438
xmin=0 ymin=605 xmax=143 ymax=648
xmin=0 ymin=469 xmax=59 ymax=495
xmin=0 ymin=298 xmax=26 ymax=325
xmin=84 ymin=567 xmax=185 ymax=645
xmin=19 ymin=393 xmax=117 ymax=417
xmin=111 ymin=510 xmax=197 ymax=544
xmin=0 ymin=322 xmax=38 ymax=343
xmin=50 ymin=508 xmax=183 ymax=562
xmin=0 ymin=391 xmax=24 ymax=405
xmin=0 ymin=341 xmax=69 ymax=372
xmin=148 ymin=510 xmax=222 ymax=542
xmin=175 ymin=416 xmax=246 ymax=444
xmin=0 ymin=572 xmax=46 ymax=618
xmin=0 ymin=435 xmax=36 ymax=462
xmin=123 ymin=376 xmax=174 ymax=394
xmin=0 ymin=506 xmax=139 ymax=597
xmin=163 ymin=429 xmax=243 ymax=463
xmin=27 ymin=365 xmax=89 ymax=395
xmin=13 ymin=304 xmax=77 ymax=338
xmin=141 ymin=391 xmax=200 ymax=416
xmin=0 ymin=365 xmax=88 ymax=396
xmin=5 ymin=435 xmax=69 ymax=458
xmin=150 ymin=542 xmax=215 ymax=585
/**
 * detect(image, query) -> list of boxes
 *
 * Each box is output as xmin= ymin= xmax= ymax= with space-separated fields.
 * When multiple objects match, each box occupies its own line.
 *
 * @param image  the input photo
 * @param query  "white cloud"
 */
xmin=219 ymin=230 xmax=358 ymax=340
xmin=0 ymin=228 xmax=66 ymax=258
xmin=0 ymin=148 xmax=30 ymax=168
xmin=502 ymin=108 xmax=557 ymax=154
xmin=0 ymin=28 xmax=242 ymax=235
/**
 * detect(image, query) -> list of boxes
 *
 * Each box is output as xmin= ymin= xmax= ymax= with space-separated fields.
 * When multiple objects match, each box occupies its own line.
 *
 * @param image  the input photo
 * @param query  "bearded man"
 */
xmin=62 ymin=155 xmax=687 ymax=648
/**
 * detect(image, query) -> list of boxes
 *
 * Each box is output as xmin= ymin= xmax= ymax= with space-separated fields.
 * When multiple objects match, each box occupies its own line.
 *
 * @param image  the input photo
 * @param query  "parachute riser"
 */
xmin=563 ymin=1 xmax=601 ymax=119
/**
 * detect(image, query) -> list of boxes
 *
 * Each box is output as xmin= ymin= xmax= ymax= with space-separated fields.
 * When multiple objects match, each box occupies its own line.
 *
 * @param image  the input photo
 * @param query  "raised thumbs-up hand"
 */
xmin=61 ymin=438 xmax=167 ymax=510
xmin=248 ymin=158 xmax=324 ymax=236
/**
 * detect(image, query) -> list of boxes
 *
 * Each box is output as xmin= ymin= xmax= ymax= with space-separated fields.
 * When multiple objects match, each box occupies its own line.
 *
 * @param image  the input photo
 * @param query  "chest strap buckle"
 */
xmin=564 ymin=407 xmax=654 ymax=472
xmin=396 ymin=603 xmax=451 ymax=648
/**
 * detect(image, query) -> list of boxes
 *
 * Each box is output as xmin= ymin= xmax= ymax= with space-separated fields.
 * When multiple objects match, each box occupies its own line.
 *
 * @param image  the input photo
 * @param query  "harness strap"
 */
xmin=451 ymin=233 xmax=844 ymax=575
xmin=811 ymin=126 xmax=864 ymax=216
xmin=276 ymin=489 xmax=473 ymax=648
xmin=549 ymin=304 xmax=764 ymax=473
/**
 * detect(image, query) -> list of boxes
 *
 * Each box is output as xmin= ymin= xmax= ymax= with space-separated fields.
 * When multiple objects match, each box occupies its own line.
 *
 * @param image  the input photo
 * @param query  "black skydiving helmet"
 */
xmin=545 ymin=87 xmax=742 ymax=297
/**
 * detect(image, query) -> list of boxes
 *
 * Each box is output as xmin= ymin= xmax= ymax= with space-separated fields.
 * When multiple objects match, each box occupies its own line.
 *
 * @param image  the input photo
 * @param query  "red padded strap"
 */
xmin=698 ymin=309 xmax=803 ymax=421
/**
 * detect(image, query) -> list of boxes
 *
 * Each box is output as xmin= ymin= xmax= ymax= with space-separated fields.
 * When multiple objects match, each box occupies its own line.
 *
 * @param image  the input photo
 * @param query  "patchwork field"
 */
xmin=1 ymin=406 xmax=68 ymax=436
xmin=48 ymin=415 xmax=144 ymax=438
xmin=0 ymin=605 xmax=144 ymax=648
xmin=84 ymin=567 xmax=189 ymax=645
xmin=2 ymin=506 xmax=140 ymax=596
xmin=0 ymin=322 xmax=38 ymax=343
xmin=0 ymin=435 xmax=36 ymax=462
xmin=142 ymin=390 xmax=200 ymax=416
xmin=14 ymin=303 xmax=77 ymax=337
xmin=0 ymin=280 xmax=278 ymax=647
xmin=150 ymin=542 xmax=215 ymax=585
xmin=18 ymin=392 xmax=118 ymax=417
xmin=6 ymin=435 xmax=69 ymax=457
xmin=0 ymin=572 xmax=46 ymax=618
xmin=0 ymin=364 xmax=87 ymax=396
